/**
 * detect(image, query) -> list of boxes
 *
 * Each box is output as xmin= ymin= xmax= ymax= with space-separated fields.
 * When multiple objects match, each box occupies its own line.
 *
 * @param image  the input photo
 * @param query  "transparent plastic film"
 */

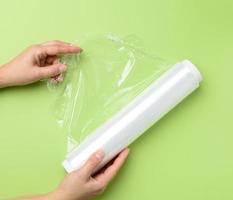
xmin=48 ymin=34 xmax=172 ymax=153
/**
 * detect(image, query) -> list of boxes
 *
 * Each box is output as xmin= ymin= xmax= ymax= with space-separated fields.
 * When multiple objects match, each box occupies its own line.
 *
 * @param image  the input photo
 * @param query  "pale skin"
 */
xmin=0 ymin=41 xmax=129 ymax=200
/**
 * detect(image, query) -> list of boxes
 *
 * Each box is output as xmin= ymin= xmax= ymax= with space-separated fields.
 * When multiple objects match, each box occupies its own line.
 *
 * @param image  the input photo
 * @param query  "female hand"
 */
xmin=16 ymin=149 xmax=129 ymax=200
xmin=0 ymin=41 xmax=82 ymax=88
xmin=49 ymin=149 xmax=129 ymax=200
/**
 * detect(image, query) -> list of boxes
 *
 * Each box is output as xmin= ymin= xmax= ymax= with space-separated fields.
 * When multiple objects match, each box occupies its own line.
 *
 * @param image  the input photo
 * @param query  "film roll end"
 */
xmin=62 ymin=159 xmax=72 ymax=173
xmin=181 ymin=60 xmax=203 ymax=83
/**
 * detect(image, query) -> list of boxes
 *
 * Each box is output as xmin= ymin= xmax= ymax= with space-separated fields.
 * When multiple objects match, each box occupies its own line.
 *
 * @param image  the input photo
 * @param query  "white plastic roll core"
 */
xmin=62 ymin=60 xmax=203 ymax=173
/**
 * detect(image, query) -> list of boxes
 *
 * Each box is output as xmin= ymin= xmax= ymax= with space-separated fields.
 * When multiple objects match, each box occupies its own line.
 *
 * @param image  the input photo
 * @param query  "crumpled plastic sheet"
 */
xmin=47 ymin=33 xmax=172 ymax=153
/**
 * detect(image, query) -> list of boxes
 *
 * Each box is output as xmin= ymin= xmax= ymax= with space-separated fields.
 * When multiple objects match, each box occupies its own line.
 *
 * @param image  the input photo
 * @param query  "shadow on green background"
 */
xmin=0 ymin=0 xmax=232 ymax=199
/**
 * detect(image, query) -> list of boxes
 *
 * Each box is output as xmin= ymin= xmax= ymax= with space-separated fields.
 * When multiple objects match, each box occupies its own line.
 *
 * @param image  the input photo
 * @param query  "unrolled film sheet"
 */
xmin=48 ymin=34 xmax=172 ymax=152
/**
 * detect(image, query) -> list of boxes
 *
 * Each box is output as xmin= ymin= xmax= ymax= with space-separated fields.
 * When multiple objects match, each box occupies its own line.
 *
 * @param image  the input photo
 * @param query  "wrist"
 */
xmin=0 ymin=65 xmax=9 ymax=88
xmin=47 ymin=189 xmax=87 ymax=200
xmin=46 ymin=190 xmax=67 ymax=200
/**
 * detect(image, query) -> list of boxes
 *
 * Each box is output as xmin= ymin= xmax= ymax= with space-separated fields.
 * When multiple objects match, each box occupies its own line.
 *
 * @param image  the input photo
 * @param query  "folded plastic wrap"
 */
xmin=48 ymin=34 xmax=171 ymax=152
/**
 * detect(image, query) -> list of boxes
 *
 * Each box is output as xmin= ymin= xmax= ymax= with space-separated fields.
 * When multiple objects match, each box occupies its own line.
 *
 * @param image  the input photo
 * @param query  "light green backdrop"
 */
xmin=0 ymin=0 xmax=233 ymax=199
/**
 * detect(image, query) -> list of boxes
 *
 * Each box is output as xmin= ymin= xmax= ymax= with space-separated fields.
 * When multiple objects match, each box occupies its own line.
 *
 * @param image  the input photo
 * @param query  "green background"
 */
xmin=0 ymin=0 xmax=233 ymax=199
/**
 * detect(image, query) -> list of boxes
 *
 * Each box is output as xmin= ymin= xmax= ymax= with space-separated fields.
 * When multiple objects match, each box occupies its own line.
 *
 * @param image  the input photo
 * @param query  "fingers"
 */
xmin=78 ymin=150 xmax=105 ymax=180
xmin=95 ymin=148 xmax=129 ymax=186
xmin=37 ymin=63 xmax=67 ymax=79
xmin=40 ymin=44 xmax=82 ymax=56
xmin=33 ymin=40 xmax=83 ymax=57
xmin=45 ymin=55 xmax=58 ymax=65
xmin=29 ymin=40 xmax=82 ymax=81
xmin=42 ymin=40 xmax=72 ymax=46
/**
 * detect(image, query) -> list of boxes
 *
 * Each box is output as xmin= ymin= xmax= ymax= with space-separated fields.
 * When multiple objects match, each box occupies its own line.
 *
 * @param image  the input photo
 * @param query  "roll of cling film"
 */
xmin=62 ymin=60 xmax=202 ymax=173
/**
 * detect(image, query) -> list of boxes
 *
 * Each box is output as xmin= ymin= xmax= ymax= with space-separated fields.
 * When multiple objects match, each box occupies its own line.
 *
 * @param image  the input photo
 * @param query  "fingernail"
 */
xmin=95 ymin=150 xmax=105 ymax=161
xmin=59 ymin=64 xmax=67 ymax=73
xmin=69 ymin=43 xmax=83 ymax=52
xmin=75 ymin=47 xmax=83 ymax=52
xmin=69 ymin=43 xmax=78 ymax=48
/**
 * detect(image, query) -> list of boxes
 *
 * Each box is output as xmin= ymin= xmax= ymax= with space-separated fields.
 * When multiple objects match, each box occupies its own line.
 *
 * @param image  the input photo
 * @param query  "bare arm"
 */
xmin=1 ymin=42 xmax=130 ymax=200
xmin=0 ymin=40 xmax=82 ymax=88
xmin=14 ymin=149 xmax=129 ymax=200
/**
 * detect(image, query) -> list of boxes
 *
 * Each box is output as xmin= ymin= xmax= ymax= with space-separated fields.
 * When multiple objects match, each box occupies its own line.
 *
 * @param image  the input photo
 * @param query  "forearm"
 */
xmin=13 ymin=194 xmax=49 ymax=200
xmin=13 ymin=193 xmax=53 ymax=200
xmin=13 ymin=190 xmax=67 ymax=200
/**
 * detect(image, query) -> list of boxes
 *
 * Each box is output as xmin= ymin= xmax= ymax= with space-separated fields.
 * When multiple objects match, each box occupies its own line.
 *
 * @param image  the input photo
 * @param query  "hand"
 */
xmin=48 ymin=148 xmax=129 ymax=200
xmin=0 ymin=41 xmax=82 ymax=88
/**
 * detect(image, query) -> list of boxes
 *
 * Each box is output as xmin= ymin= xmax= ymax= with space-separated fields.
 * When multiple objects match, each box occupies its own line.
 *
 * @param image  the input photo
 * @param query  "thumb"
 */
xmin=37 ymin=63 xmax=67 ymax=79
xmin=78 ymin=150 xmax=105 ymax=180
